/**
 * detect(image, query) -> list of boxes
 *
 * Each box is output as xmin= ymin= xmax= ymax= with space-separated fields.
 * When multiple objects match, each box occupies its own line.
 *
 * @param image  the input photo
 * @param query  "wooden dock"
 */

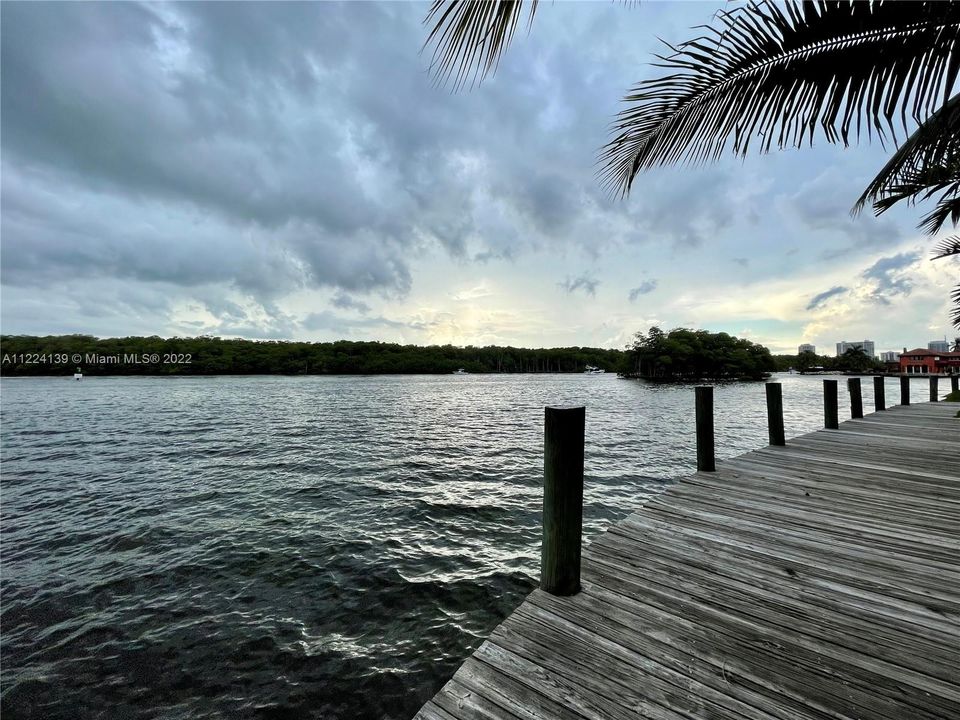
xmin=415 ymin=400 xmax=959 ymax=720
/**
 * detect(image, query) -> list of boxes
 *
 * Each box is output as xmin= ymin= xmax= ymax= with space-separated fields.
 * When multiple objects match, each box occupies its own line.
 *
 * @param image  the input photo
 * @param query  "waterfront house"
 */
xmin=899 ymin=348 xmax=960 ymax=375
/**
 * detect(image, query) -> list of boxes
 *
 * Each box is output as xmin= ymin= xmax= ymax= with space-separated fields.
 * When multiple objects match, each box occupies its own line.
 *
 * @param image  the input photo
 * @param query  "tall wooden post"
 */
xmin=765 ymin=383 xmax=785 ymax=446
xmin=541 ymin=406 xmax=584 ymax=596
xmin=952 ymin=375 xmax=959 ymax=393
xmin=823 ymin=380 xmax=839 ymax=429
xmin=873 ymin=376 xmax=885 ymax=411
xmin=930 ymin=376 xmax=939 ymax=402
xmin=695 ymin=386 xmax=715 ymax=472
xmin=848 ymin=377 xmax=863 ymax=419
xmin=900 ymin=376 xmax=910 ymax=406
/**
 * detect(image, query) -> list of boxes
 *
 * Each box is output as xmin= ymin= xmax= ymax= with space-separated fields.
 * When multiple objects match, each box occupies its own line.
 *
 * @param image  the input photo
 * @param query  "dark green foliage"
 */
xmin=772 ymin=350 xmax=884 ymax=373
xmin=0 ymin=335 xmax=626 ymax=376
xmin=836 ymin=347 xmax=876 ymax=373
xmin=626 ymin=327 xmax=775 ymax=380
xmin=795 ymin=350 xmax=820 ymax=372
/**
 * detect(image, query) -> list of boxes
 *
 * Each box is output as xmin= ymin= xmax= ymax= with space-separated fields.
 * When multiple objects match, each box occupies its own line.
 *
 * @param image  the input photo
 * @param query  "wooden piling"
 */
xmin=541 ymin=406 xmax=584 ymax=596
xmin=847 ymin=377 xmax=863 ymax=419
xmin=695 ymin=386 xmax=715 ymax=472
xmin=952 ymin=375 xmax=959 ymax=393
xmin=823 ymin=379 xmax=839 ymax=429
xmin=930 ymin=376 xmax=939 ymax=402
xmin=900 ymin=376 xmax=910 ymax=406
xmin=873 ymin=376 xmax=885 ymax=411
xmin=765 ymin=382 xmax=785 ymax=446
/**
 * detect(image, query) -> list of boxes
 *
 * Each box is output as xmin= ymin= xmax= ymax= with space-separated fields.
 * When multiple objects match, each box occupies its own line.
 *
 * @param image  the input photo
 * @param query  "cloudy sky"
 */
xmin=2 ymin=1 xmax=957 ymax=354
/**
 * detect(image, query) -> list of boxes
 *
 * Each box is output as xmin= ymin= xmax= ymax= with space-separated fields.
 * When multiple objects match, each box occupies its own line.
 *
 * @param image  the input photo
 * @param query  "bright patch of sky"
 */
xmin=1 ymin=1 xmax=956 ymax=354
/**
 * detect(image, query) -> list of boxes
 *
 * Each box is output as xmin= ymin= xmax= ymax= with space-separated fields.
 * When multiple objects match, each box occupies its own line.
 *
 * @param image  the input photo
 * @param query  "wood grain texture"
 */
xmin=416 ymin=401 xmax=960 ymax=720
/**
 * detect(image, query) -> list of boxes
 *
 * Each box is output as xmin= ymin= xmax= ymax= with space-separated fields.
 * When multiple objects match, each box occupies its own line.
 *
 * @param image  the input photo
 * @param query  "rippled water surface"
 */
xmin=0 ymin=373 xmax=932 ymax=719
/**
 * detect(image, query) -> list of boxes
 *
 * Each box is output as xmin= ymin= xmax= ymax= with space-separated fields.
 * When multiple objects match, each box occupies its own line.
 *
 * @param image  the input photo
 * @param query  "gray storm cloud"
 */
xmin=861 ymin=251 xmax=920 ymax=304
xmin=805 ymin=285 xmax=848 ymax=310
xmin=0 ymin=2 xmax=925 ymax=340
xmin=559 ymin=273 xmax=600 ymax=297
xmin=628 ymin=280 xmax=659 ymax=301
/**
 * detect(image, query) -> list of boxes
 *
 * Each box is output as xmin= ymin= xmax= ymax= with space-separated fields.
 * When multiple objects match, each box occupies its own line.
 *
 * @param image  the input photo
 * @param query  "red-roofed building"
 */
xmin=899 ymin=348 xmax=960 ymax=375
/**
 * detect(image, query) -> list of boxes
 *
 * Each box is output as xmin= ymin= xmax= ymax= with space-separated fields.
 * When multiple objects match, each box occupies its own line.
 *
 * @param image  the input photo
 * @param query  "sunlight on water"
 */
xmin=0 ymin=373 xmax=933 ymax=719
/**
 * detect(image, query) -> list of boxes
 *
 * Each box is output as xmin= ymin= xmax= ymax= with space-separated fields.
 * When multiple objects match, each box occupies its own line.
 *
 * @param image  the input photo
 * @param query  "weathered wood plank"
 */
xmin=720 ymin=454 xmax=960 ymax=500
xmin=507 ymin=601 xmax=836 ymax=720
xmin=706 ymin=460 xmax=960 ymax=511
xmin=637 ymin=504 xmax=960 ymax=594
xmin=659 ymin=483 xmax=960 ymax=556
xmin=494 ymin=606 xmax=791 ymax=720
xmin=572 ymin=574 xmax=960 ymax=720
xmin=536 ymin=583 xmax=953 ymax=720
xmin=681 ymin=472 xmax=960 ymax=528
xmin=597 ymin=513 xmax=960 ymax=636
xmin=614 ymin=511 xmax=960 ymax=616
xmin=584 ymin=537 xmax=960 ymax=682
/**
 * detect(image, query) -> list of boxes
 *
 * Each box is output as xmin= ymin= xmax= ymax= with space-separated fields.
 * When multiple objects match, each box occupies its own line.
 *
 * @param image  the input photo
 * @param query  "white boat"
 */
xmin=584 ymin=365 xmax=605 ymax=375
xmin=452 ymin=368 xmax=468 ymax=375
xmin=73 ymin=367 xmax=83 ymax=381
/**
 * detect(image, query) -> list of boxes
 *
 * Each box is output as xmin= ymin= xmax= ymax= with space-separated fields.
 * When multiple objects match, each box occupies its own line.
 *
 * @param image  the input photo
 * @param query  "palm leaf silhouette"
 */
xmin=929 ymin=236 xmax=960 ymax=328
xmin=599 ymin=1 xmax=960 ymax=196
xmin=422 ymin=0 xmax=537 ymax=90
xmin=854 ymin=94 xmax=960 ymax=233
xmin=947 ymin=284 xmax=960 ymax=329
xmin=932 ymin=235 xmax=960 ymax=259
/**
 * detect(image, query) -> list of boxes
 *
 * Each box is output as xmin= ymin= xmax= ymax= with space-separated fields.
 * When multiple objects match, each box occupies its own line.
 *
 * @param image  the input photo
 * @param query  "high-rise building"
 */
xmin=928 ymin=339 xmax=950 ymax=353
xmin=798 ymin=343 xmax=816 ymax=355
xmin=879 ymin=351 xmax=900 ymax=363
xmin=836 ymin=340 xmax=876 ymax=358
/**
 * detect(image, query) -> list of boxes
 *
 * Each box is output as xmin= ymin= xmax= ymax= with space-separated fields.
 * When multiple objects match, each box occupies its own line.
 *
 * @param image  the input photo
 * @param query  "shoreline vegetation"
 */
xmin=622 ymin=327 xmax=774 ymax=381
xmin=0 ymin=334 xmax=625 ymax=376
xmin=2 ymin=328 xmax=782 ymax=380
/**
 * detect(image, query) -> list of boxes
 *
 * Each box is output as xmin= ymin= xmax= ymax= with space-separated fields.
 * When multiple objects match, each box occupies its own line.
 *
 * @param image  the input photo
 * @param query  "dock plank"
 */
xmin=416 ymin=400 xmax=960 ymax=719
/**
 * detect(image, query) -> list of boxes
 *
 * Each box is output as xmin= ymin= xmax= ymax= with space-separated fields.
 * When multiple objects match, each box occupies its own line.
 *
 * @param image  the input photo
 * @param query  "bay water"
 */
xmin=0 ymin=373 xmax=931 ymax=719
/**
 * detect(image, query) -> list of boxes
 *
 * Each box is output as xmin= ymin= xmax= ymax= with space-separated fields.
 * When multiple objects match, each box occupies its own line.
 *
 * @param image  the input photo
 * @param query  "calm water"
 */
xmin=0 ymin=373 xmax=934 ymax=719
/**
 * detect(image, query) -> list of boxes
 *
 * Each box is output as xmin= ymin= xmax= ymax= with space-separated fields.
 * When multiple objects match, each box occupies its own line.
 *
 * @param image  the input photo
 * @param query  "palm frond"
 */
xmin=932 ymin=235 xmax=960 ymax=259
xmin=854 ymin=93 xmax=960 ymax=233
xmin=931 ymin=237 xmax=960 ymax=329
xmin=865 ymin=169 xmax=960 ymax=234
xmin=600 ymin=0 xmax=960 ymax=197
xmin=422 ymin=0 xmax=537 ymax=90
xmin=920 ymin=192 xmax=960 ymax=234
xmin=951 ymin=284 xmax=960 ymax=329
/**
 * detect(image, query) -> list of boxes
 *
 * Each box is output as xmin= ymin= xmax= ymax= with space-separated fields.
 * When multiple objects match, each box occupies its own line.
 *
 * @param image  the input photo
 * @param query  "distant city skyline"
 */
xmin=836 ymin=340 xmax=876 ymax=358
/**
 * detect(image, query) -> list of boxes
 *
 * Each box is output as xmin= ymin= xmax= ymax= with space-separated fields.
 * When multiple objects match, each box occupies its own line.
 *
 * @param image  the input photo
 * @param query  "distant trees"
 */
xmin=0 ymin=335 xmax=626 ymax=376
xmin=771 ymin=349 xmax=884 ymax=373
xmin=625 ymin=327 xmax=774 ymax=380
xmin=795 ymin=350 xmax=820 ymax=373
xmin=837 ymin=347 xmax=876 ymax=373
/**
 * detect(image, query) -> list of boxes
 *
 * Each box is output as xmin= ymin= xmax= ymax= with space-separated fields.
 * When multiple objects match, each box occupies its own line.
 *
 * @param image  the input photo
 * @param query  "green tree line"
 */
xmin=2 ymin=330 xmax=786 ymax=379
xmin=770 ymin=348 xmax=885 ymax=374
xmin=0 ymin=335 xmax=628 ymax=376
